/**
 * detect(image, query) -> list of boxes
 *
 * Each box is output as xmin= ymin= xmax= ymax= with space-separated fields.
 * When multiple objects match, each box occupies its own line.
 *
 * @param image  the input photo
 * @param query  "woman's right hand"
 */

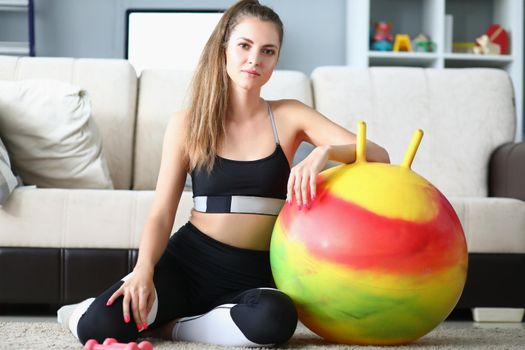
xmin=106 ymin=265 xmax=156 ymax=332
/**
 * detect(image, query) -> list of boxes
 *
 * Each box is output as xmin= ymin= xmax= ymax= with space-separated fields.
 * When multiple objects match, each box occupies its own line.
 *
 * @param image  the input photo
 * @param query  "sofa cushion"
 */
xmin=311 ymin=67 xmax=516 ymax=198
xmin=2 ymin=189 xmax=523 ymax=254
xmin=0 ymin=136 xmax=19 ymax=205
xmin=133 ymin=69 xmax=313 ymax=190
xmin=133 ymin=70 xmax=194 ymax=191
xmin=450 ymin=197 xmax=525 ymax=253
xmin=261 ymin=70 xmax=313 ymax=106
xmin=0 ymin=188 xmax=193 ymax=249
xmin=0 ymin=79 xmax=113 ymax=189
xmin=0 ymin=56 xmax=137 ymax=190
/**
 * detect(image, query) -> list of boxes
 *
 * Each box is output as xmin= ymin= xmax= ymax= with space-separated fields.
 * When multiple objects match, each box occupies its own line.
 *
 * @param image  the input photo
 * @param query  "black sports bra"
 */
xmin=191 ymin=101 xmax=290 ymax=215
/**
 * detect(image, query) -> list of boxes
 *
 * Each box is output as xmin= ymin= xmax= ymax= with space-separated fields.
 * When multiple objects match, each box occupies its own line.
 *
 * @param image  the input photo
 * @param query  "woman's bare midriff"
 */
xmin=189 ymin=209 xmax=278 ymax=251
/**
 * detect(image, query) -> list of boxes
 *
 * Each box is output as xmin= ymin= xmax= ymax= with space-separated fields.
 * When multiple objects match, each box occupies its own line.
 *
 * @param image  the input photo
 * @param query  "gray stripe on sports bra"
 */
xmin=193 ymin=195 xmax=285 ymax=216
xmin=266 ymin=101 xmax=280 ymax=145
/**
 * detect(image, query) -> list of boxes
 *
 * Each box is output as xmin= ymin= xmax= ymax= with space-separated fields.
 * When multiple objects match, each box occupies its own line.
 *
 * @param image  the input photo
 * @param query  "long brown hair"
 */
xmin=185 ymin=0 xmax=283 ymax=173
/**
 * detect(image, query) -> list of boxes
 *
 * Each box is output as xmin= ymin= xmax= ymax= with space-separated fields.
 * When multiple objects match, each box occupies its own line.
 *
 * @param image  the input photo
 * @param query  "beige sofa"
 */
xmin=0 ymin=56 xmax=523 ymax=322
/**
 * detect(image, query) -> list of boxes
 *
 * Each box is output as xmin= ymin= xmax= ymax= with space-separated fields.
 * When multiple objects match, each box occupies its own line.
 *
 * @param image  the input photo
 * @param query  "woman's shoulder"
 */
xmin=168 ymin=108 xmax=190 ymax=129
xmin=164 ymin=108 xmax=190 ymax=141
xmin=172 ymin=108 xmax=190 ymax=120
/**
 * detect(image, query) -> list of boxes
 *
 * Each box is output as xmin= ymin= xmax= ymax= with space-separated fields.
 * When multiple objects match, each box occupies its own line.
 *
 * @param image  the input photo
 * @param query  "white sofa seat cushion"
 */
xmin=0 ymin=188 xmax=193 ymax=249
xmin=3 ymin=189 xmax=523 ymax=254
xmin=450 ymin=197 xmax=525 ymax=253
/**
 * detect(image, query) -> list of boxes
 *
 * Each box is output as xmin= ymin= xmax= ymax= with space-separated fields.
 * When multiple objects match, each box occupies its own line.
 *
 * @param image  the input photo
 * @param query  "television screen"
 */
xmin=126 ymin=10 xmax=223 ymax=75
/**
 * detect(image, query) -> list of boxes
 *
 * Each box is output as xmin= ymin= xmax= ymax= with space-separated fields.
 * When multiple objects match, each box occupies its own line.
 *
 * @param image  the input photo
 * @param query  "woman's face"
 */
xmin=225 ymin=16 xmax=280 ymax=91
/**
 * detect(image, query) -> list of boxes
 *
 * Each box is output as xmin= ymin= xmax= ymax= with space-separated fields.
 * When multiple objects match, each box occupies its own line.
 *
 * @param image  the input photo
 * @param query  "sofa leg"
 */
xmin=472 ymin=308 xmax=525 ymax=322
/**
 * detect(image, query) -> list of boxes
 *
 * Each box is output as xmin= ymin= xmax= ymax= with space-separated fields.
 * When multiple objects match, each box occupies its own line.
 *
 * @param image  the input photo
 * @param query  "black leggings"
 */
xmin=76 ymin=222 xmax=298 ymax=345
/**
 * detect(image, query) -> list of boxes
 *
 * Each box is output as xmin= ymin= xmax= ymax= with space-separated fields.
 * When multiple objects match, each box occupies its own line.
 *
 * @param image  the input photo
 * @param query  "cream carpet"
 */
xmin=0 ymin=321 xmax=524 ymax=350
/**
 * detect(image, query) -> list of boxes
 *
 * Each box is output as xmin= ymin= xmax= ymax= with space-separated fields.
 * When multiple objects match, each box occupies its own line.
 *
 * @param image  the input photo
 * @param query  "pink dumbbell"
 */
xmin=84 ymin=338 xmax=153 ymax=350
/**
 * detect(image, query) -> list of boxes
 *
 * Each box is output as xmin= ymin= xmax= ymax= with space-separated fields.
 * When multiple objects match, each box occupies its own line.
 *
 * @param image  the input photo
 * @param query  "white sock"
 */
xmin=57 ymin=298 xmax=95 ymax=339
xmin=172 ymin=304 xmax=262 ymax=347
xmin=57 ymin=305 xmax=74 ymax=330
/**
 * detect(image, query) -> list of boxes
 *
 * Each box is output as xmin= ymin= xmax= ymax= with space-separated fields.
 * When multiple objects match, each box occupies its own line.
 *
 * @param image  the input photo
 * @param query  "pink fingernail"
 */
xmin=143 ymin=323 xmax=148 ymax=330
xmin=106 ymin=300 xmax=112 ymax=306
xmin=124 ymin=315 xmax=130 ymax=323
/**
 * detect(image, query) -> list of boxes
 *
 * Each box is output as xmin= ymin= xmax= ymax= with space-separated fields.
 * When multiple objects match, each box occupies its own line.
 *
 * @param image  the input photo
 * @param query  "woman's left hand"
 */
xmin=287 ymin=145 xmax=329 ymax=209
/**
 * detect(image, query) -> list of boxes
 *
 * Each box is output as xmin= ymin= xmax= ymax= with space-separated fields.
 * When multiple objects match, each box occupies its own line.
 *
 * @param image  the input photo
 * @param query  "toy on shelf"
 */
xmin=393 ymin=34 xmax=412 ymax=52
xmin=473 ymin=35 xmax=500 ymax=55
xmin=473 ymin=24 xmax=509 ymax=55
xmin=370 ymin=21 xmax=393 ymax=51
xmin=84 ymin=338 xmax=153 ymax=350
xmin=412 ymin=33 xmax=436 ymax=52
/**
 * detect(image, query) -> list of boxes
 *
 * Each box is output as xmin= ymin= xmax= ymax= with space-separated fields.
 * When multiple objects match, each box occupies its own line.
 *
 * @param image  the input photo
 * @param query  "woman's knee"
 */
xmin=76 ymin=298 xmax=137 ymax=345
xmin=231 ymin=288 xmax=298 ymax=345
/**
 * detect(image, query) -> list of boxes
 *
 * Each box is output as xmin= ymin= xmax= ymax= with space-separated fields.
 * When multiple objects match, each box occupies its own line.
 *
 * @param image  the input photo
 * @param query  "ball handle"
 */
xmin=355 ymin=121 xmax=424 ymax=169
xmin=356 ymin=120 xmax=367 ymax=163
xmin=402 ymin=129 xmax=424 ymax=169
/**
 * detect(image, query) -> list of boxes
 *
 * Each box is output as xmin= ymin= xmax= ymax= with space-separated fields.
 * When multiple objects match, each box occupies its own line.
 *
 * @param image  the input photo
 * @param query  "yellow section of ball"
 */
xmin=320 ymin=162 xmax=439 ymax=222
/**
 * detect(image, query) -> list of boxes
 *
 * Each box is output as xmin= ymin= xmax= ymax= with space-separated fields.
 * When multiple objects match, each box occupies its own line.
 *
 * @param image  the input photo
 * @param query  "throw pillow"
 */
xmin=0 ymin=80 xmax=113 ymax=189
xmin=0 ymin=136 xmax=19 ymax=205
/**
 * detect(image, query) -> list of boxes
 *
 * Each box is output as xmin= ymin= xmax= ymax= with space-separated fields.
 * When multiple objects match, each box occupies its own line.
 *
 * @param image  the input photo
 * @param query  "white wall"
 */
xmin=18 ymin=0 xmax=345 ymax=75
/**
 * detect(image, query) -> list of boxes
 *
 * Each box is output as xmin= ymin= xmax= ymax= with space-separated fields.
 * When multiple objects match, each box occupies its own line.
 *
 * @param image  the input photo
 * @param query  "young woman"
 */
xmin=58 ymin=0 xmax=390 ymax=346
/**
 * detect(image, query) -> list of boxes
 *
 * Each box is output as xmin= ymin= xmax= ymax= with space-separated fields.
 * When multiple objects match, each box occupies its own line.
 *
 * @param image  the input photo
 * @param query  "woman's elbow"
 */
xmin=372 ymin=146 xmax=390 ymax=164
xmin=381 ymin=147 xmax=391 ymax=164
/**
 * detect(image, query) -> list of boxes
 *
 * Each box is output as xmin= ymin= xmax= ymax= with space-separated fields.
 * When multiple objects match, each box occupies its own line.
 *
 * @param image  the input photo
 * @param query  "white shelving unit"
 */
xmin=0 ymin=0 xmax=33 ymax=56
xmin=0 ymin=40 xmax=29 ymax=55
xmin=346 ymin=0 xmax=524 ymax=141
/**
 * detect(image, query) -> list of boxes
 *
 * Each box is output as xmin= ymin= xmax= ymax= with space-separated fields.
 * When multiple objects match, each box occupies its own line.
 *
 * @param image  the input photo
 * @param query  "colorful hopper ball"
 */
xmin=270 ymin=121 xmax=468 ymax=345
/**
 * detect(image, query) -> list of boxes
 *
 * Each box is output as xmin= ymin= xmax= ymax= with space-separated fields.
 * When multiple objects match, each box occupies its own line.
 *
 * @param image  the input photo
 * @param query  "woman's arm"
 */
xmin=135 ymin=111 xmax=189 ymax=272
xmin=294 ymin=100 xmax=389 ymax=164
xmin=107 ymin=110 xmax=189 ymax=331
xmin=284 ymin=100 xmax=390 ymax=207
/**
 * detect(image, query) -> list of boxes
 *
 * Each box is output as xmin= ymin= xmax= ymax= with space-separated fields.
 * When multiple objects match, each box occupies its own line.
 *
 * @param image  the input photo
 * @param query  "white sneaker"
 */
xmin=57 ymin=298 xmax=95 ymax=337
xmin=57 ymin=303 xmax=78 ymax=329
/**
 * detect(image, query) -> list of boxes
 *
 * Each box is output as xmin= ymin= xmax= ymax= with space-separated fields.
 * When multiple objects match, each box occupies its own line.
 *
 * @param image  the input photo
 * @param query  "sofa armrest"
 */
xmin=489 ymin=142 xmax=525 ymax=201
